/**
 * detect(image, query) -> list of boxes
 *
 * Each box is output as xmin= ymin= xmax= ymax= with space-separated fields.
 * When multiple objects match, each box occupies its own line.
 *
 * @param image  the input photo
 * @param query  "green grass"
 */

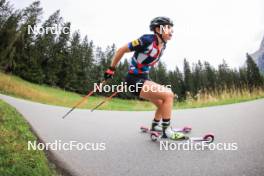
xmin=175 ymin=89 xmax=264 ymax=109
xmin=1 ymin=72 xmax=264 ymax=111
xmin=0 ymin=72 xmax=155 ymax=111
xmin=0 ymin=100 xmax=57 ymax=176
xmin=175 ymin=96 xmax=264 ymax=109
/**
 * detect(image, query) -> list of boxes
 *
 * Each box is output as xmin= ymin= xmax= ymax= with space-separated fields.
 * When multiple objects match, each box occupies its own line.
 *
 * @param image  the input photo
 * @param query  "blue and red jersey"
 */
xmin=127 ymin=34 xmax=166 ymax=75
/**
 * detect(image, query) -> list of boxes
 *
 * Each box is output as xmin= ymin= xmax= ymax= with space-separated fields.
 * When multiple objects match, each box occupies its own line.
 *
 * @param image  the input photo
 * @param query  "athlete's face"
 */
xmin=161 ymin=25 xmax=173 ymax=41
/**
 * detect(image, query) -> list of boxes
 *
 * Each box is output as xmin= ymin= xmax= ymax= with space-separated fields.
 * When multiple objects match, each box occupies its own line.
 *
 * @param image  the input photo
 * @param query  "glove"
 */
xmin=104 ymin=66 xmax=116 ymax=80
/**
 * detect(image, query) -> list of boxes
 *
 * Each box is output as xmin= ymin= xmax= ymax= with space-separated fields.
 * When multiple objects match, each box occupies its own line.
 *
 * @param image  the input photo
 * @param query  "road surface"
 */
xmin=1 ymin=94 xmax=264 ymax=176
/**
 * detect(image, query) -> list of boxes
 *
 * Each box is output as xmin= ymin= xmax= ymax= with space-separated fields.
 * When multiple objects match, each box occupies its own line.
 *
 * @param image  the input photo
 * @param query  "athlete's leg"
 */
xmin=149 ymin=99 xmax=164 ymax=131
xmin=150 ymin=99 xmax=163 ymax=120
xmin=140 ymin=80 xmax=174 ymax=119
xmin=139 ymin=80 xmax=184 ymax=139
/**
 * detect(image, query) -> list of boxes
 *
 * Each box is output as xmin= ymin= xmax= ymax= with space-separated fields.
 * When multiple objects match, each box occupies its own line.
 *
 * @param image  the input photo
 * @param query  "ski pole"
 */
xmin=91 ymin=90 xmax=121 ymax=112
xmin=62 ymin=80 xmax=106 ymax=119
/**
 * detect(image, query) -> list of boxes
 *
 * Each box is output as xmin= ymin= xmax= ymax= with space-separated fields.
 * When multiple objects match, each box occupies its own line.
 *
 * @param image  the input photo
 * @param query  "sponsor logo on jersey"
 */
xmin=132 ymin=39 xmax=140 ymax=47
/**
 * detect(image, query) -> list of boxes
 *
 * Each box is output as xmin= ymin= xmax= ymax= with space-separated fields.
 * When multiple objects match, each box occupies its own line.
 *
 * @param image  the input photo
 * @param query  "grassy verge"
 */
xmin=1 ymin=72 xmax=264 ymax=111
xmin=0 ymin=72 xmax=154 ymax=111
xmin=0 ymin=100 xmax=57 ymax=176
xmin=175 ymin=88 xmax=264 ymax=109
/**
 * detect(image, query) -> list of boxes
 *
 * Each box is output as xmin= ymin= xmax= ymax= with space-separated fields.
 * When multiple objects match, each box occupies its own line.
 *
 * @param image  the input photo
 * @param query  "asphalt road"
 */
xmin=1 ymin=94 xmax=264 ymax=176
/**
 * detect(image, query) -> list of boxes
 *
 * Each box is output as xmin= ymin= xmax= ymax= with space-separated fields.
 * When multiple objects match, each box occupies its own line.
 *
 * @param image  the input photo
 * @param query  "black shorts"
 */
xmin=125 ymin=74 xmax=150 ymax=97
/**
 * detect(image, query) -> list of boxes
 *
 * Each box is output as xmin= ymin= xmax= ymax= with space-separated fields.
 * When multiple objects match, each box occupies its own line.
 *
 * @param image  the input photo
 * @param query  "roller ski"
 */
xmin=140 ymin=119 xmax=192 ymax=141
xmin=140 ymin=125 xmax=192 ymax=134
xmin=141 ymin=125 xmax=190 ymax=140
xmin=150 ymin=130 xmax=214 ymax=143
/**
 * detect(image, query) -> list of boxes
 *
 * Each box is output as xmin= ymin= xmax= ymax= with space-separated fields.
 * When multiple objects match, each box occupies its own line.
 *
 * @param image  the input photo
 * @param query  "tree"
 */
xmin=168 ymin=66 xmax=185 ymax=101
xmin=38 ymin=10 xmax=63 ymax=86
xmin=152 ymin=61 xmax=169 ymax=85
xmin=192 ymin=60 xmax=203 ymax=95
xmin=0 ymin=6 xmax=21 ymax=72
xmin=246 ymin=53 xmax=263 ymax=91
xmin=14 ymin=1 xmax=44 ymax=83
xmin=238 ymin=67 xmax=247 ymax=89
xmin=183 ymin=58 xmax=194 ymax=96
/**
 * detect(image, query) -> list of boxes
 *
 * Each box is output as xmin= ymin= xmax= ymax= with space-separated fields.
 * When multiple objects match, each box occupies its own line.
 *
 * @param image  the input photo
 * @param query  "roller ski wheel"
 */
xmin=189 ymin=133 xmax=215 ymax=143
xmin=140 ymin=126 xmax=149 ymax=133
xmin=203 ymin=133 xmax=214 ymax=143
xmin=150 ymin=131 xmax=160 ymax=141
xmin=181 ymin=126 xmax=192 ymax=133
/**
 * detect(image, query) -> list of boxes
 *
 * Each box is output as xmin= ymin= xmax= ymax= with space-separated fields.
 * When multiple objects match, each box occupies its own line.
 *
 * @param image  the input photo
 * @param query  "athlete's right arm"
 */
xmin=110 ymin=44 xmax=131 ymax=68
xmin=104 ymin=44 xmax=131 ymax=80
xmin=111 ymin=35 xmax=149 ymax=68
xmin=104 ymin=36 xmax=148 ymax=80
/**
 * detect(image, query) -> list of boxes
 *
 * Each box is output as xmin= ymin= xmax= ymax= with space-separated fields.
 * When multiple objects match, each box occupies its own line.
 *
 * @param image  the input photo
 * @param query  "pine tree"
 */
xmin=168 ymin=66 xmax=185 ymax=101
xmin=218 ymin=60 xmax=231 ymax=90
xmin=78 ymin=36 xmax=95 ymax=94
xmin=246 ymin=53 xmax=263 ymax=91
xmin=183 ymin=58 xmax=194 ymax=96
xmin=39 ymin=10 xmax=63 ymax=86
xmin=154 ymin=61 xmax=169 ymax=85
xmin=0 ymin=6 xmax=21 ymax=72
xmin=192 ymin=60 xmax=203 ymax=95
xmin=204 ymin=61 xmax=216 ymax=92
xmin=238 ymin=67 xmax=247 ymax=89
xmin=56 ymin=22 xmax=72 ymax=88
xmin=14 ymin=1 xmax=44 ymax=83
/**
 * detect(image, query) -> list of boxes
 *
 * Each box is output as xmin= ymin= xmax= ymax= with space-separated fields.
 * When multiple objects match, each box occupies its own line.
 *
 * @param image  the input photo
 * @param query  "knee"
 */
xmin=156 ymin=99 xmax=163 ymax=107
xmin=152 ymin=99 xmax=163 ymax=108
xmin=164 ymin=91 xmax=174 ymax=101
